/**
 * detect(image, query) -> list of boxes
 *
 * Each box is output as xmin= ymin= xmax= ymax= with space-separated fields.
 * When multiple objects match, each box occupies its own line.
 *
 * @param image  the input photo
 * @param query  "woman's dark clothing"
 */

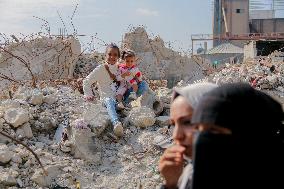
xmin=190 ymin=83 xmax=284 ymax=189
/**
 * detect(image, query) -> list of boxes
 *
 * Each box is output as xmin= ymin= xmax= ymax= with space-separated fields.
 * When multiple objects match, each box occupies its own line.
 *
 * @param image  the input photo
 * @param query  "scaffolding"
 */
xmin=191 ymin=32 xmax=284 ymax=55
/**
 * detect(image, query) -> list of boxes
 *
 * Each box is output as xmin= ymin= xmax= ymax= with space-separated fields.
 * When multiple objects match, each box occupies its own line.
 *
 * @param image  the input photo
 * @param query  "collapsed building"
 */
xmin=122 ymin=27 xmax=204 ymax=88
xmin=191 ymin=0 xmax=284 ymax=71
xmin=0 ymin=22 xmax=283 ymax=188
xmin=0 ymin=36 xmax=81 ymax=91
xmin=244 ymin=40 xmax=284 ymax=60
xmin=0 ymin=28 xmax=205 ymax=188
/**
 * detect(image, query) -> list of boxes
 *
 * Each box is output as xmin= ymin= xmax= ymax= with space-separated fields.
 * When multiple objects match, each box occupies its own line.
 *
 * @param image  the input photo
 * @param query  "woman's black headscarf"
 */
xmin=190 ymin=83 xmax=284 ymax=189
xmin=192 ymin=83 xmax=284 ymax=141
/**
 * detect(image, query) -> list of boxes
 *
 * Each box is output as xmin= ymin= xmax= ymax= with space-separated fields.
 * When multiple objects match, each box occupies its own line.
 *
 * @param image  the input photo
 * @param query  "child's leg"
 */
xmin=136 ymin=81 xmax=148 ymax=97
xmin=116 ymin=86 xmax=127 ymax=109
xmin=116 ymin=94 xmax=123 ymax=102
xmin=116 ymin=85 xmax=128 ymax=102
xmin=123 ymin=88 xmax=132 ymax=104
xmin=132 ymin=84 xmax=138 ymax=93
xmin=103 ymin=97 xmax=120 ymax=125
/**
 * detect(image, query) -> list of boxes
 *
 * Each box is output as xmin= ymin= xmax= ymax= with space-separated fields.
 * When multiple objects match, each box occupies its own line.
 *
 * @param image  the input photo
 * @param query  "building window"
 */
xmin=236 ymin=9 xmax=245 ymax=13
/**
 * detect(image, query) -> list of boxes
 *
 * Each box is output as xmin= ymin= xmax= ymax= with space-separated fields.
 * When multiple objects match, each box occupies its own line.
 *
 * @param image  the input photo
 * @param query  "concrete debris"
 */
xmin=155 ymin=116 xmax=171 ymax=127
xmin=0 ymin=118 xmax=4 ymax=128
xmin=11 ymin=154 xmax=22 ymax=164
xmin=29 ymin=89 xmax=44 ymax=105
xmin=153 ymin=135 xmax=173 ymax=149
xmin=43 ymin=93 xmax=58 ymax=104
xmin=31 ymin=164 xmax=62 ymax=187
xmin=147 ymin=80 xmax=168 ymax=90
xmin=0 ymin=171 xmax=17 ymax=186
xmin=0 ymin=99 xmax=21 ymax=109
xmin=0 ymin=37 xmax=81 ymax=91
xmin=127 ymin=107 xmax=156 ymax=128
xmin=0 ymin=84 xmax=163 ymax=188
xmin=15 ymin=122 xmax=33 ymax=139
xmin=0 ymin=28 xmax=282 ymax=189
xmin=4 ymin=108 xmax=29 ymax=128
xmin=21 ymin=122 xmax=33 ymax=139
xmin=155 ymin=87 xmax=173 ymax=104
xmin=82 ymin=104 xmax=110 ymax=136
xmin=186 ymin=54 xmax=284 ymax=110
xmin=74 ymin=52 xmax=103 ymax=78
xmin=70 ymin=120 xmax=102 ymax=163
xmin=208 ymin=59 xmax=284 ymax=90
xmin=60 ymin=141 xmax=72 ymax=153
xmin=15 ymin=127 xmax=25 ymax=139
xmin=0 ymin=144 xmax=14 ymax=164
xmin=122 ymin=27 xmax=204 ymax=87
xmin=140 ymin=88 xmax=164 ymax=115
xmin=0 ymin=109 xmax=3 ymax=119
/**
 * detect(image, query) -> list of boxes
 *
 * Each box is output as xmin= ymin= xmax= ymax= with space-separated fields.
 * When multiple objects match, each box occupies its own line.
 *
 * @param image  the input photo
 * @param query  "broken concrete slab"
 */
xmin=0 ymin=37 xmax=81 ymax=91
xmin=122 ymin=27 xmax=204 ymax=86
xmin=31 ymin=164 xmax=62 ymax=187
xmin=29 ymin=89 xmax=44 ymax=105
xmin=155 ymin=116 xmax=170 ymax=127
xmin=82 ymin=104 xmax=110 ymax=136
xmin=4 ymin=108 xmax=29 ymax=128
xmin=70 ymin=122 xmax=102 ymax=164
xmin=0 ymin=144 xmax=14 ymax=164
xmin=127 ymin=107 xmax=156 ymax=128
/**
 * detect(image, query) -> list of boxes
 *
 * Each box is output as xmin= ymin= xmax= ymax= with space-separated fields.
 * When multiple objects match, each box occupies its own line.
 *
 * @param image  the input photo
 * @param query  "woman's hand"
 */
xmin=121 ymin=72 xmax=131 ymax=78
xmin=84 ymin=95 xmax=95 ymax=102
xmin=159 ymin=145 xmax=186 ymax=188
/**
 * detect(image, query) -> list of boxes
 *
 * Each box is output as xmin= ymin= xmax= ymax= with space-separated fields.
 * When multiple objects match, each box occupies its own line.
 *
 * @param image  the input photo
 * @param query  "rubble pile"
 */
xmin=0 ymin=83 xmax=174 ymax=188
xmin=208 ymin=59 xmax=284 ymax=91
xmin=177 ymin=55 xmax=283 ymax=90
xmin=74 ymin=52 xmax=104 ymax=78
xmin=146 ymin=80 xmax=168 ymax=90
xmin=2 ymin=28 xmax=283 ymax=189
xmin=177 ymin=55 xmax=284 ymax=109
xmin=0 ymin=37 xmax=81 ymax=91
xmin=122 ymin=27 xmax=204 ymax=87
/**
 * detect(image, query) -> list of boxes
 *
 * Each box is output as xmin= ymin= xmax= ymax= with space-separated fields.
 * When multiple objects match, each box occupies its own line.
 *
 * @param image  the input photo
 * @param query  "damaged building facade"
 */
xmin=122 ymin=27 xmax=204 ymax=87
xmin=0 ymin=37 xmax=81 ymax=91
xmin=191 ymin=0 xmax=284 ymax=70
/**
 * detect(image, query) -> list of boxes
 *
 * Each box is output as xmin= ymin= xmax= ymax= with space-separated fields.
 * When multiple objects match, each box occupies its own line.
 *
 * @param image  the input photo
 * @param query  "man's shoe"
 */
xmin=113 ymin=122 xmax=123 ymax=137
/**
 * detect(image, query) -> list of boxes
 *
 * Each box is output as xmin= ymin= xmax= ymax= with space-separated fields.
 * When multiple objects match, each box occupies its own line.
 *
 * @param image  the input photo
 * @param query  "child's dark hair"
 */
xmin=121 ymin=49 xmax=135 ymax=60
xmin=105 ymin=43 xmax=120 ymax=57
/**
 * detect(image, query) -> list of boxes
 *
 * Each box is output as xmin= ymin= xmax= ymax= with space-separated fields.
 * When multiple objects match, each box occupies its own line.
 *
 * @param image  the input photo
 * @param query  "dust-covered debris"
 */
xmin=1 ymin=26 xmax=283 ymax=189
xmin=0 ymin=82 xmax=174 ymax=188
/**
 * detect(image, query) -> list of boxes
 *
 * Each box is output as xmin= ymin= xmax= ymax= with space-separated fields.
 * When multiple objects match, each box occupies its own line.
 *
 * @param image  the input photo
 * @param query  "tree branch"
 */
xmin=0 ymin=130 xmax=47 ymax=175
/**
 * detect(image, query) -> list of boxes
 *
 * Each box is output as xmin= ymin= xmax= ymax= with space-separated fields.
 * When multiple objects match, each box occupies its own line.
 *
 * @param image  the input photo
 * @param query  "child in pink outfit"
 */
xmin=115 ymin=49 xmax=143 ymax=106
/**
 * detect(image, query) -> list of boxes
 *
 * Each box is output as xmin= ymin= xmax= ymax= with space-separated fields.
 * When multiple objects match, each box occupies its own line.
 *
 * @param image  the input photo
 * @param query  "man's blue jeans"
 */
xmin=103 ymin=97 xmax=119 ymax=125
xmin=124 ymin=81 xmax=149 ymax=104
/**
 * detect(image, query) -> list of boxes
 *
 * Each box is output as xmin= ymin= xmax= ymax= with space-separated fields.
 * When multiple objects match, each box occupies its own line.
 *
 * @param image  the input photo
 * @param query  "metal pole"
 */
xmin=218 ymin=0 xmax=222 ymax=45
xmin=192 ymin=39 xmax=194 ymax=55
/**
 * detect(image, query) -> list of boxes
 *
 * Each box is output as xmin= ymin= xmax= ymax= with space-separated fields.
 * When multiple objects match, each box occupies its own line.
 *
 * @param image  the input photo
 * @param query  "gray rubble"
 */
xmin=0 ymin=28 xmax=282 ymax=189
xmin=0 ymin=84 xmax=171 ymax=188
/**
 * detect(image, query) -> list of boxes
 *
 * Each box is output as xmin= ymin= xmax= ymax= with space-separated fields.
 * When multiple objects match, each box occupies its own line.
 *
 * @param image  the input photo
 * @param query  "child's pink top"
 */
xmin=118 ymin=64 xmax=142 ymax=85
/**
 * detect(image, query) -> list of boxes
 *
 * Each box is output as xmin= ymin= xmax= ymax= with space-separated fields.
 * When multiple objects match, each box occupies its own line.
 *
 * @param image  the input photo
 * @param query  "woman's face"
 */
xmin=106 ymin=47 xmax=119 ymax=65
xmin=170 ymin=96 xmax=195 ymax=158
xmin=170 ymin=96 xmax=231 ymax=158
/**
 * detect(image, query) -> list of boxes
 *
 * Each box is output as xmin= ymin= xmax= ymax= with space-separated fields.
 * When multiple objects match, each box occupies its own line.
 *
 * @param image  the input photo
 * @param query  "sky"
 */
xmin=0 ymin=0 xmax=214 ymax=53
xmin=0 ymin=0 xmax=283 ymax=53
